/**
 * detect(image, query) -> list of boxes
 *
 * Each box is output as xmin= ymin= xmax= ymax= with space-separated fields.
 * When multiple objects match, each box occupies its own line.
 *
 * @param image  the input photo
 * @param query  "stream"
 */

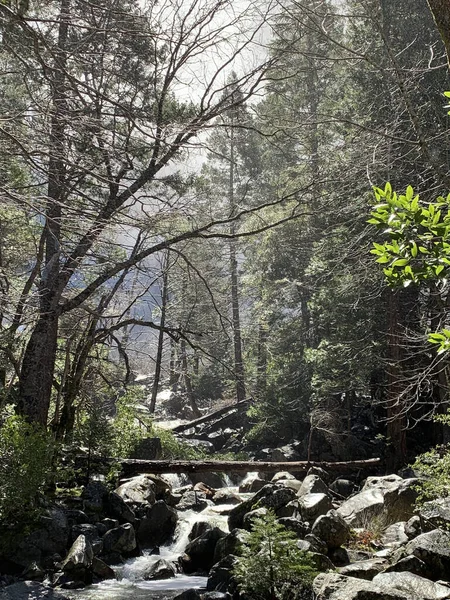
xmin=66 ymin=475 xmax=241 ymax=600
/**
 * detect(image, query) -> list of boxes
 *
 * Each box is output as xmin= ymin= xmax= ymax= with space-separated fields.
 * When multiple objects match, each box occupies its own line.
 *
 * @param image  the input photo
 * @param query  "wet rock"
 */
xmin=173 ymin=589 xmax=201 ymax=600
xmin=138 ymin=500 xmax=178 ymax=547
xmin=102 ymin=523 xmax=137 ymax=555
xmin=21 ymin=561 xmax=45 ymax=581
xmin=61 ymin=535 xmax=93 ymax=572
xmin=188 ymin=521 xmax=212 ymax=541
xmin=177 ymin=491 xmax=209 ymax=512
xmin=373 ymin=572 xmax=450 ymax=599
xmin=0 ymin=581 xmax=71 ymax=599
xmin=338 ymin=558 xmax=388 ymax=580
xmin=193 ymin=482 xmax=216 ymax=498
xmin=181 ymin=527 xmax=227 ymax=573
xmin=212 ymin=489 xmax=241 ymax=505
xmin=143 ymin=558 xmax=176 ymax=580
xmin=91 ymin=556 xmax=115 ymax=580
xmin=312 ymin=510 xmax=350 ymax=549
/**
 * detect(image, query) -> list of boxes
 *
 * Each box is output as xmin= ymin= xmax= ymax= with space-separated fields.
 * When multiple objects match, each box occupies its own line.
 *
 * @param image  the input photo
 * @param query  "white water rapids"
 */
xmin=66 ymin=479 xmax=237 ymax=600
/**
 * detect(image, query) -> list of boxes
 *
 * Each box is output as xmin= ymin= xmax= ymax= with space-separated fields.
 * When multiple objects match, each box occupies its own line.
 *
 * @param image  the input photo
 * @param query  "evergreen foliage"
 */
xmin=233 ymin=511 xmax=317 ymax=600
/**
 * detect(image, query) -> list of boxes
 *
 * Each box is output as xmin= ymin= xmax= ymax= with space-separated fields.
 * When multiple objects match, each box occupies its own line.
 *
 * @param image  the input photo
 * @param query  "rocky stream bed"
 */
xmin=3 ymin=466 xmax=450 ymax=599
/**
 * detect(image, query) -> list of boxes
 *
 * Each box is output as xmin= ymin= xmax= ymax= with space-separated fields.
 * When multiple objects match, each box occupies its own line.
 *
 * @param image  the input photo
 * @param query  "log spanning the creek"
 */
xmin=121 ymin=457 xmax=382 ymax=477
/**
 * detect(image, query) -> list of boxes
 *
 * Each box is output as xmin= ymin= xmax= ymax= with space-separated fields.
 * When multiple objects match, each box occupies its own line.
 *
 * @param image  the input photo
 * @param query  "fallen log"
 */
xmin=171 ymin=397 xmax=252 ymax=433
xmin=121 ymin=457 xmax=382 ymax=477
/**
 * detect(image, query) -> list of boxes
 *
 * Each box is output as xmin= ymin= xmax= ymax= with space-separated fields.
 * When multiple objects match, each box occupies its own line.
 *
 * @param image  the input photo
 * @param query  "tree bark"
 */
xmin=171 ymin=396 xmax=251 ymax=432
xmin=17 ymin=0 xmax=70 ymax=426
xmin=150 ymin=252 xmax=170 ymax=414
xmin=121 ymin=457 xmax=382 ymax=477
xmin=427 ymin=0 xmax=450 ymax=67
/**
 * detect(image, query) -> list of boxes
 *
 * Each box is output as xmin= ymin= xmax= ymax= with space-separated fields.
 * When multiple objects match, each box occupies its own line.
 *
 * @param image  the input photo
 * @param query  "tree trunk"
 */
xmin=150 ymin=252 xmax=170 ymax=414
xmin=256 ymin=321 xmax=268 ymax=398
xmin=17 ymin=0 xmax=70 ymax=426
xmin=426 ymin=0 xmax=450 ymax=67
xmin=180 ymin=337 xmax=201 ymax=418
xmin=386 ymin=290 xmax=407 ymax=471
xmin=228 ymin=112 xmax=246 ymax=403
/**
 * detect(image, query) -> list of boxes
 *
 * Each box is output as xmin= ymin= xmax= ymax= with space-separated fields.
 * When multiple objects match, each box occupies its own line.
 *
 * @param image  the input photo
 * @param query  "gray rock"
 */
xmin=298 ymin=475 xmax=329 ymax=497
xmin=143 ymin=558 xmax=176 ymax=580
xmin=82 ymin=481 xmax=108 ymax=513
xmin=299 ymin=493 xmax=333 ymax=522
xmin=181 ymin=527 xmax=227 ymax=573
xmin=420 ymin=498 xmax=450 ymax=532
xmin=228 ymin=484 xmax=296 ymax=530
xmin=312 ymin=510 xmax=350 ymax=549
xmin=384 ymin=555 xmax=428 ymax=577
xmin=338 ymin=558 xmax=388 ymax=580
xmin=373 ymin=572 xmax=450 ymax=599
xmin=212 ymin=489 xmax=241 ymax=505
xmin=114 ymin=475 xmax=156 ymax=507
xmin=313 ymin=572 xmax=410 ymax=599
xmin=381 ymin=522 xmax=408 ymax=548
xmin=304 ymin=534 xmax=328 ymax=555
xmin=188 ymin=521 xmax=212 ymax=541
xmin=138 ymin=500 xmax=178 ymax=547
xmin=405 ymin=515 xmax=422 ymax=540
xmin=107 ymin=492 xmax=136 ymax=524
xmin=213 ymin=528 xmax=248 ymax=564
xmin=238 ymin=473 xmax=267 ymax=493
xmin=102 ymin=523 xmax=136 ymax=554
xmin=271 ymin=471 xmax=297 ymax=482
xmin=405 ymin=529 xmax=450 ymax=580
xmin=271 ymin=444 xmax=301 ymax=462
xmin=337 ymin=475 xmax=417 ymax=527
xmin=0 ymin=582 xmax=71 ymax=599
xmin=21 ymin=561 xmax=45 ymax=581
xmin=177 ymin=491 xmax=209 ymax=512
xmin=91 ymin=556 xmax=115 ymax=580
xmin=276 ymin=500 xmax=300 ymax=518
xmin=243 ymin=508 xmax=268 ymax=530
xmin=206 ymin=554 xmax=238 ymax=593
xmin=329 ymin=479 xmax=355 ymax=498
xmin=278 ymin=517 xmax=309 ymax=538
xmin=61 ymin=535 xmax=94 ymax=572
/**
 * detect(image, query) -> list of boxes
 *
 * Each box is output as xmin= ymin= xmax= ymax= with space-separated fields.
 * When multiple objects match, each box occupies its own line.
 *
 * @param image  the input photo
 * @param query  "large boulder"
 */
xmin=138 ymin=500 xmax=178 ymax=547
xmin=337 ymin=475 xmax=417 ymax=527
xmin=373 ymin=572 xmax=450 ymax=600
xmin=181 ymin=527 xmax=227 ymax=573
xmin=213 ymin=528 xmax=248 ymax=564
xmin=143 ymin=558 xmax=176 ymax=580
xmin=102 ymin=523 xmax=137 ymax=555
xmin=405 ymin=529 xmax=450 ymax=580
xmin=313 ymin=572 xmax=410 ymax=599
xmin=107 ymin=492 xmax=136 ymax=524
xmin=228 ymin=484 xmax=296 ymax=530
xmin=419 ymin=498 xmax=450 ymax=532
xmin=312 ymin=510 xmax=350 ymax=549
xmin=114 ymin=475 xmax=156 ymax=507
xmin=337 ymin=558 xmax=388 ymax=580
xmin=9 ymin=508 xmax=69 ymax=567
xmin=299 ymin=493 xmax=333 ymax=522
xmin=238 ymin=473 xmax=267 ymax=493
xmin=177 ymin=491 xmax=209 ymax=512
xmin=60 ymin=535 xmax=93 ymax=573
xmin=206 ymin=555 xmax=238 ymax=593
xmin=298 ymin=475 xmax=329 ymax=497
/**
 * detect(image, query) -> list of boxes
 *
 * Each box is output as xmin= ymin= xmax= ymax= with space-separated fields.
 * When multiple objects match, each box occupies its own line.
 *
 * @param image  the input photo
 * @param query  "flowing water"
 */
xmin=66 ymin=482 xmax=234 ymax=600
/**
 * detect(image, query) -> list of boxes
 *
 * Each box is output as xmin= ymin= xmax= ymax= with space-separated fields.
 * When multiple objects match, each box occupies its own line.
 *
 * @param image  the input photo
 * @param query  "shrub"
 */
xmin=412 ymin=447 xmax=450 ymax=505
xmin=0 ymin=410 xmax=53 ymax=523
xmin=233 ymin=511 xmax=317 ymax=600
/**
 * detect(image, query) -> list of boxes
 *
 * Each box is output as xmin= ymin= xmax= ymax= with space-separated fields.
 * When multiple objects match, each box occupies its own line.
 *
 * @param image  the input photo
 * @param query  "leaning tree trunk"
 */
xmin=17 ymin=0 xmax=70 ymax=426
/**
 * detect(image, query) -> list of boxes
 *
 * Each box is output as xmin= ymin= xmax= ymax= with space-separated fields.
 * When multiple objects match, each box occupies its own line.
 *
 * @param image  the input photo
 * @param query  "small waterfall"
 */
xmin=65 ymin=500 xmax=235 ymax=600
